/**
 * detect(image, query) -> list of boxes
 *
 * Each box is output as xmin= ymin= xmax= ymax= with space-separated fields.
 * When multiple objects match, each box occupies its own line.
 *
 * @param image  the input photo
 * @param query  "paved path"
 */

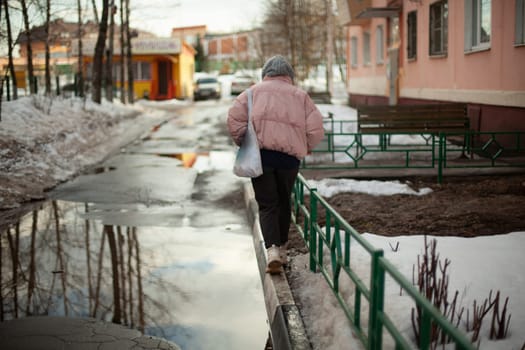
xmin=0 ymin=316 xmax=180 ymax=350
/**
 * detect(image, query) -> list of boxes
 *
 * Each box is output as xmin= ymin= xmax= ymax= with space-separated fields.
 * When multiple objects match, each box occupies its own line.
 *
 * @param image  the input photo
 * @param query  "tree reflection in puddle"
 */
xmin=1 ymin=200 xmax=172 ymax=333
xmin=1 ymin=197 xmax=267 ymax=349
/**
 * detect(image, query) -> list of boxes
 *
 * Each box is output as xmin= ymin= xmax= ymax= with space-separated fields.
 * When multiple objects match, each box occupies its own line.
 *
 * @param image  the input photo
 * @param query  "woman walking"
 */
xmin=227 ymin=55 xmax=325 ymax=274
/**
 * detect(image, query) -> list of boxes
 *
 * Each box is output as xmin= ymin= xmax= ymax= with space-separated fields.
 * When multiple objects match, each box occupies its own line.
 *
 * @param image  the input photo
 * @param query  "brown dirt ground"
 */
xmin=286 ymin=173 xmax=525 ymax=255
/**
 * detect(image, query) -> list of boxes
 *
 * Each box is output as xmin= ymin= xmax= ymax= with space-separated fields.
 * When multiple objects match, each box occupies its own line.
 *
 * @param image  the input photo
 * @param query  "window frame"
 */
xmin=464 ymin=0 xmax=491 ymax=52
xmin=429 ymin=0 xmax=448 ymax=57
xmin=407 ymin=10 xmax=417 ymax=60
xmin=363 ymin=31 xmax=371 ymax=66
xmin=516 ymin=0 xmax=525 ymax=46
xmin=132 ymin=61 xmax=152 ymax=81
xmin=351 ymin=36 xmax=358 ymax=68
xmin=376 ymin=25 xmax=384 ymax=64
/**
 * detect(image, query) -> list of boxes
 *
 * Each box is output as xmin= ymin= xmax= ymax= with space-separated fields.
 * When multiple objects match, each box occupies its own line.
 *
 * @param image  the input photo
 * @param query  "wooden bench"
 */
xmin=357 ymin=103 xmax=469 ymax=134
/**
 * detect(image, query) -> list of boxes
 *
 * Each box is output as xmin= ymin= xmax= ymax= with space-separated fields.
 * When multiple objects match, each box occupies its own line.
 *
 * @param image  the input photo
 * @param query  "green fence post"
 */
xmin=438 ymin=133 xmax=444 ymax=184
xmin=309 ymin=189 xmax=318 ymax=272
xmin=368 ymin=250 xmax=385 ymax=350
xmin=419 ymin=309 xmax=432 ymax=350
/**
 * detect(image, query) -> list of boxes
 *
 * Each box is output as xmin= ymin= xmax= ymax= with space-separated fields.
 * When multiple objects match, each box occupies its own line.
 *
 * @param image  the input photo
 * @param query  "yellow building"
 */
xmin=78 ymin=37 xmax=195 ymax=100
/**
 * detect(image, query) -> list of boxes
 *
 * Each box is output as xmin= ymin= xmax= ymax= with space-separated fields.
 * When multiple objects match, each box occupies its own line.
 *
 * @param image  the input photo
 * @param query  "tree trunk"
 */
xmin=44 ymin=0 xmax=51 ymax=94
xmin=125 ymin=0 xmax=134 ymax=103
xmin=77 ymin=0 xmax=85 ymax=97
xmin=21 ymin=0 xmax=36 ymax=94
xmin=105 ymin=225 xmax=121 ymax=324
xmin=6 ymin=227 xmax=19 ymax=318
xmin=4 ymin=0 xmax=18 ymax=100
xmin=126 ymin=228 xmax=134 ymax=326
xmin=117 ymin=227 xmax=127 ymax=325
xmin=133 ymin=228 xmax=144 ymax=332
xmin=52 ymin=201 xmax=68 ymax=316
xmin=119 ymin=0 xmax=126 ymax=103
xmin=105 ymin=1 xmax=115 ymax=101
xmin=91 ymin=0 xmax=99 ymax=24
xmin=26 ymin=211 xmax=38 ymax=315
xmin=84 ymin=204 xmax=93 ymax=315
xmin=92 ymin=0 xmax=110 ymax=104
xmin=92 ymin=227 xmax=106 ymax=317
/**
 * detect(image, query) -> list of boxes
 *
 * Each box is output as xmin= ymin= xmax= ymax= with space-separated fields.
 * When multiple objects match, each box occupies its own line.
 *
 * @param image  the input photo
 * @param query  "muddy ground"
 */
xmin=285 ymin=173 xmax=525 ymax=255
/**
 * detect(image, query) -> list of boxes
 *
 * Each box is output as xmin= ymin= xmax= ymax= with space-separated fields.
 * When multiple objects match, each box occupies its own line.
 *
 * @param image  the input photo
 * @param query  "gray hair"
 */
xmin=261 ymin=55 xmax=295 ymax=81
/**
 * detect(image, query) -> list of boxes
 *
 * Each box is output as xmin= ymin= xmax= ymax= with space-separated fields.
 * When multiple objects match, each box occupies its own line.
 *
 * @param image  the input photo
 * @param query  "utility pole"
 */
xmin=326 ymin=0 xmax=334 ymax=97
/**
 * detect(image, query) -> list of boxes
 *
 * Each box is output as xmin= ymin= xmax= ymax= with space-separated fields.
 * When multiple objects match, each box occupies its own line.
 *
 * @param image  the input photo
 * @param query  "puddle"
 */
xmin=1 ymin=106 xmax=265 ymax=348
xmin=0 ymin=199 xmax=267 ymax=349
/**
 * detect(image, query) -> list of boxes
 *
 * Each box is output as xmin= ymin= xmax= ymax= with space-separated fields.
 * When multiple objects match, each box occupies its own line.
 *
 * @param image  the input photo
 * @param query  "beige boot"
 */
xmin=279 ymin=245 xmax=288 ymax=265
xmin=266 ymin=245 xmax=282 ymax=274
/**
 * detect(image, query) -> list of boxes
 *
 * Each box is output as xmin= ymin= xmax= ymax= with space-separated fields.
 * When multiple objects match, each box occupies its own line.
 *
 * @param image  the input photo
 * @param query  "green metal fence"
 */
xmin=291 ymin=173 xmax=476 ymax=350
xmin=303 ymin=120 xmax=525 ymax=183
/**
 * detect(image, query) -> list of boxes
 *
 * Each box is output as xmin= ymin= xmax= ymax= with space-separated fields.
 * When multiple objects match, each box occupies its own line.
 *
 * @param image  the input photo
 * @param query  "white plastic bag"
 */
xmin=233 ymin=89 xmax=263 ymax=177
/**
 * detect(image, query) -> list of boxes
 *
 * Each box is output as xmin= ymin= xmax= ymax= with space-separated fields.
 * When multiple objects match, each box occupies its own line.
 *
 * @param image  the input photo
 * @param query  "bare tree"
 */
xmin=52 ymin=201 xmax=68 ymax=316
xmin=3 ymin=0 xmax=18 ymax=100
xmin=84 ymin=204 xmax=93 ymax=314
xmin=125 ymin=0 xmax=134 ymax=103
xmin=44 ymin=0 xmax=51 ymax=94
xmin=105 ymin=225 xmax=121 ymax=324
xmin=92 ymin=226 xmax=106 ymax=317
xmin=119 ymin=0 xmax=125 ymax=102
xmin=6 ymin=226 xmax=19 ymax=318
xmin=117 ymin=226 xmax=127 ymax=325
xmin=91 ymin=0 xmax=99 ymax=24
xmin=92 ymin=0 xmax=110 ymax=104
xmin=77 ymin=0 xmax=85 ymax=97
xmin=126 ymin=228 xmax=134 ymax=326
xmin=133 ymin=227 xmax=144 ymax=332
xmin=20 ymin=0 xmax=36 ymax=94
xmin=261 ymin=0 xmax=326 ymax=82
xmin=26 ymin=211 xmax=38 ymax=314
xmin=105 ymin=1 xmax=116 ymax=101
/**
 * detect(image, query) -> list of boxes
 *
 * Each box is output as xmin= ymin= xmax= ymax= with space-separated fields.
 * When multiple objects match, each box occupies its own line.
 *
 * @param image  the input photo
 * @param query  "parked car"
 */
xmin=230 ymin=75 xmax=256 ymax=95
xmin=193 ymin=76 xmax=221 ymax=101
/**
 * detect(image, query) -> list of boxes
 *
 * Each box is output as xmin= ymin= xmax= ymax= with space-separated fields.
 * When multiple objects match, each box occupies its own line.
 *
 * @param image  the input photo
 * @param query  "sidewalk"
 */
xmin=0 ymin=316 xmax=180 ymax=350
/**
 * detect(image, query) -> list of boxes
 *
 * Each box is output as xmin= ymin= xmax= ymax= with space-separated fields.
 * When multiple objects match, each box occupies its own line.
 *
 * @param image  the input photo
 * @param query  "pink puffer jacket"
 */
xmin=227 ymin=76 xmax=325 ymax=159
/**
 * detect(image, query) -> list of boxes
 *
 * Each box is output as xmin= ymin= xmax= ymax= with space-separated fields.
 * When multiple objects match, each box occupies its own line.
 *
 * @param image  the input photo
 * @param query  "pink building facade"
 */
xmin=342 ymin=0 xmax=525 ymax=131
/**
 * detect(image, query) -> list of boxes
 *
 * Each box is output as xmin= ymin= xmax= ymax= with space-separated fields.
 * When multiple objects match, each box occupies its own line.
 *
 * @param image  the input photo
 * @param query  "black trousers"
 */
xmin=251 ymin=167 xmax=299 ymax=249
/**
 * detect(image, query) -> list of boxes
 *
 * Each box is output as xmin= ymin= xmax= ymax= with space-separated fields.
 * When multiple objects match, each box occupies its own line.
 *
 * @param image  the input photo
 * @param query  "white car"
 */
xmin=194 ymin=77 xmax=221 ymax=101
xmin=230 ymin=75 xmax=256 ymax=95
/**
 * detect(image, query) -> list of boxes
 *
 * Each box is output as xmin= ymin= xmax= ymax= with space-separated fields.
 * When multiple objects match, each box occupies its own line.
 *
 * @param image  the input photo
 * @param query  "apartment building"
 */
xmin=338 ymin=0 xmax=525 ymax=131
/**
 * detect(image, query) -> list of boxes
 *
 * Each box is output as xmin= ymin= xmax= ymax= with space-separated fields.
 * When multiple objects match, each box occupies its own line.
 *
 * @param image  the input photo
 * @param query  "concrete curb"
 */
xmin=243 ymin=182 xmax=312 ymax=350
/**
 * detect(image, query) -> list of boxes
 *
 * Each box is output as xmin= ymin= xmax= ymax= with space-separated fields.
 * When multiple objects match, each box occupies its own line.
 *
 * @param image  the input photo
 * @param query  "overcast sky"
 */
xmin=130 ymin=0 xmax=266 ymax=36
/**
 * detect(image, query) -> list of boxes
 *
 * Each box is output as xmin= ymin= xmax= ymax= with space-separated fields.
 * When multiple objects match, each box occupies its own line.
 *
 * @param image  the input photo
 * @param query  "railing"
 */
xmin=291 ymin=173 xmax=476 ymax=350
xmin=303 ymin=120 xmax=525 ymax=183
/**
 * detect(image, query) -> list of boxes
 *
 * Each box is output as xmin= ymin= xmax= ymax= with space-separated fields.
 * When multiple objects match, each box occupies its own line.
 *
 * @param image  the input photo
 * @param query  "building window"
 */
xmin=363 ymin=32 xmax=371 ymax=65
xmin=351 ymin=36 xmax=358 ymax=68
xmin=376 ymin=25 xmax=384 ymax=64
xmin=429 ymin=0 xmax=448 ymax=56
xmin=465 ymin=0 xmax=491 ymax=52
xmin=407 ymin=11 xmax=417 ymax=60
xmin=516 ymin=0 xmax=525 ymax=45
xmin=133 ymin=62 xmax=151 ymax=81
